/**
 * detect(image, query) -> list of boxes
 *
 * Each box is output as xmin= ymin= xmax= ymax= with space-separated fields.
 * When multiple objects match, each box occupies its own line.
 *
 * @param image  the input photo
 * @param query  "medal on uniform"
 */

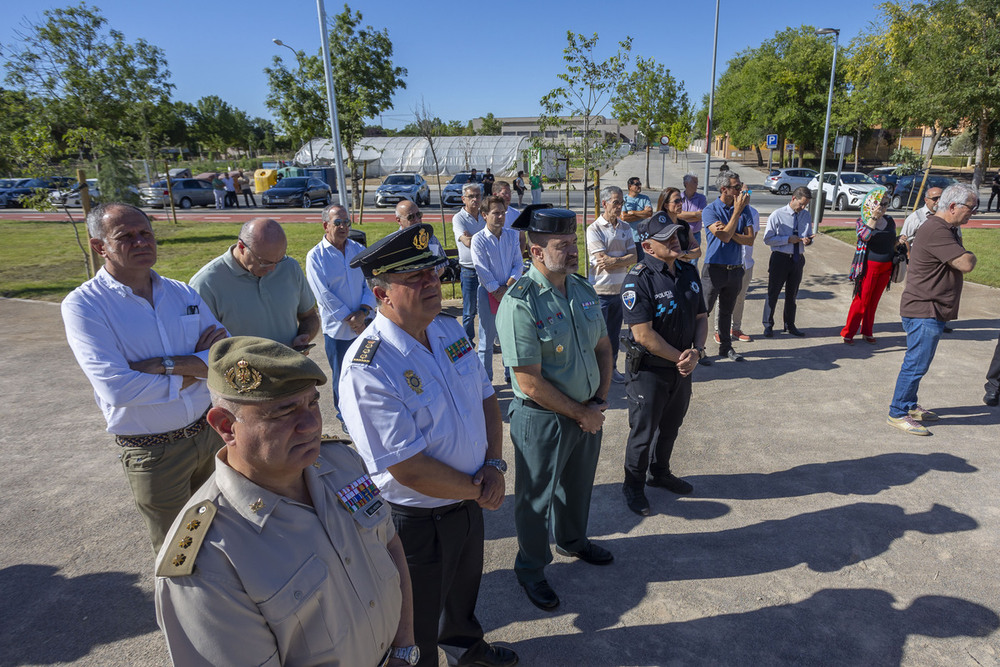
xmin=535 ymin=320 xmax=544 ymax=329
xmin=556 ymin=311 xmax=564 ymax=320
xmin=404 ymin=370 xmax=423 ymax=394
xmin=337 ymin=474 xmax=383 ymax=516
xmin=556 ymin=344 xmax=564 ymax=353
xmin=445 ymin=337 xmax=474 ymax=362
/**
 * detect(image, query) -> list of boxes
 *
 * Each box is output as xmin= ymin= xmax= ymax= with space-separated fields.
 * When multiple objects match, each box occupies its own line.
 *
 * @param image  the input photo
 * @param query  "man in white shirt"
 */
xmin=452 ymin=182 xmax=486 ymax=342
xmin=471 ymin=195 xmax=524 ymax=381
xmin=587 ymin=185 xmax=637 ymax=383
xmin=901 ymin=187 xmax=943 ymax=252
xmin=305 ymin=204 xmax=376 ymax=427
xmin=61 ymin=203 xmax=228 ymax=553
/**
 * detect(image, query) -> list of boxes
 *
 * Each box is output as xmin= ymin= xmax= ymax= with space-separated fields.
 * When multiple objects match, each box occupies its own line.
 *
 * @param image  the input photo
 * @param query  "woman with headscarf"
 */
xmin=841 ymin=187 xmax=905 ymax=344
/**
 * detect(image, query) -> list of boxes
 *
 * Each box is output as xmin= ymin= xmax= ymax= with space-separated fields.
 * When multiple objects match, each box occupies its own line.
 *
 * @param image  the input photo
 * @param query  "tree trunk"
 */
xmin=854 ymin=127 xmax=861 ymax=172
xmin=910 ymin=123 xmax=943 ymax=212
xmin=972 ymin=108 xmax=991 ymax=190
xmin=755 ymin=145 xmax=763 ymax=167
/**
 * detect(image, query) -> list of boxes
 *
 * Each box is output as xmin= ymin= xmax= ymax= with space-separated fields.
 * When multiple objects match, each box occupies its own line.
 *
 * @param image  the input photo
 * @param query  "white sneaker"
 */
xmin=612 ymin=370 xmax=626 ymax=384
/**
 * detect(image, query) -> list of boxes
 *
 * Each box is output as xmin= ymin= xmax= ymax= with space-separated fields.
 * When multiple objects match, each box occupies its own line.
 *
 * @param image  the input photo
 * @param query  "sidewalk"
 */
xmin=1 ymin=230 xmax=998 ymax=665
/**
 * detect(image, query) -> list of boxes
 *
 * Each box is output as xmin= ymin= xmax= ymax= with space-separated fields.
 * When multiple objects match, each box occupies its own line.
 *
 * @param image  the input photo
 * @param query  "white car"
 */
xmin=49 ymin=179 xmax=99 ymax=207
xmin=807 ymin=172 xmax=880 ymax=210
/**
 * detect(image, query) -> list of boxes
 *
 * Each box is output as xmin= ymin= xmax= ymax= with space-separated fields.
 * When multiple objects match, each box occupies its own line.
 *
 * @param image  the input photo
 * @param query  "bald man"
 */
xmin=189 ymin=218 xmax=320 ymax=349
xmin=395 ymin=200 xmax=446 ymax=257
xmin=900 ymin=186 xmax=944 ymax=253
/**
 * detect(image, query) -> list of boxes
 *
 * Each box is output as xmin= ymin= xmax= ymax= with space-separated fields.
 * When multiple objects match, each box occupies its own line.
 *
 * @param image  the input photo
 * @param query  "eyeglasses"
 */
xmin=726 ymin=183 xmax=744 ymax=191
xmin=238 ymin=238 xmax=286 ymax=268
xmin=956 ymin=202 xmax=979 ymax=213
xmin=402 ymin=211 xmax=422 ymax=221
xmin=927 ymin=196 xmax=941 ymax=202
xmin=329 ymin=217 xmax=351 ymax=227
xmin=668 ymin=198 xmax=683 ymax=205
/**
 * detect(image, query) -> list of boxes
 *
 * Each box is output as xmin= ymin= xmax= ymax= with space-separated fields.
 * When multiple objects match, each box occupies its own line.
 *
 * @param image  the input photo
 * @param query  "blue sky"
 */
xmin=0 ymin=0 xmax=884 ymax=131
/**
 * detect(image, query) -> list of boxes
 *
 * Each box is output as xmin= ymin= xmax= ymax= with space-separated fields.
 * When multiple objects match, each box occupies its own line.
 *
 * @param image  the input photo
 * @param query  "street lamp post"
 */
xmin=813 ymin=27 xmax=840 ymax=235
xmin=702 ymin=0 xmax=721 ymax=197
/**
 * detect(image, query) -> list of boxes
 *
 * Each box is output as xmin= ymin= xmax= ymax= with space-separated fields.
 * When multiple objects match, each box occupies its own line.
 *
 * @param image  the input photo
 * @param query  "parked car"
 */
xmin=868 ymin=166 xmax=905 ymax=194
xmin=1 ymin=177 xmax=74 ymax=208
xmin=50 ymin=179 xmax=98 ymax=207
xmin=140 ymin=178 xmax=217 ymax=209
xmin=764 ymin=168 xmax=818 ymax=195
xmin=889 ymin=174 xmax=958 ymax=211
xmin=807 ymin=171 xmax=880 ymax=210
xmin=442 ymin=172 xmax=484 ymax=207
xmin=375 ymin=172 xmax=430 ymax=207
xmin=261 ymin=177 xmax=333 ymax=208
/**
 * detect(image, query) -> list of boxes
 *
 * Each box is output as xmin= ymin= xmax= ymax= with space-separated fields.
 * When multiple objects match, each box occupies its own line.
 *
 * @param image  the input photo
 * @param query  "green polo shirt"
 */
xmin=496 ymin=264 xmax=607 ymax=403
xmin=188 ymin=246 xmax=315 ymax=345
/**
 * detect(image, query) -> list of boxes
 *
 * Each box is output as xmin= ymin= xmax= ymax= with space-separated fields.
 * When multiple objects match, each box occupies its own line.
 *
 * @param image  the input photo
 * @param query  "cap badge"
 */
xmin=404 ymin=370 xmax=423 ymax=395
xmin=226 ymin=359 xmax=263 ymax=393
xmin=413 ymin=228 xmax=429 ymax=250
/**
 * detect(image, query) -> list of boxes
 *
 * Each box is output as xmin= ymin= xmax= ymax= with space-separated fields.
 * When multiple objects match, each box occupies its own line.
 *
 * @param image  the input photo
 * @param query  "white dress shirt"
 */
xmin=471 ymin=227 xmax=523 ymax=293
xmin=504 ymin=205 xmax=521 ymax=229
xmin=306 ymin=237 xmax=376 ymax=340
xmin=61 ymin=268 xmax=223 ymax=435
xmin=764 ymin=203 xmax=812 ymax=255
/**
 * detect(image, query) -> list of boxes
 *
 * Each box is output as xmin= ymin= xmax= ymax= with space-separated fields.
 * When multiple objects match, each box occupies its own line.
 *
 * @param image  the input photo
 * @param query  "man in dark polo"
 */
xmin=496 ymin=205 xmax=614 ymax=611
xmin=339 ymin=225 xmax=517 ymax=667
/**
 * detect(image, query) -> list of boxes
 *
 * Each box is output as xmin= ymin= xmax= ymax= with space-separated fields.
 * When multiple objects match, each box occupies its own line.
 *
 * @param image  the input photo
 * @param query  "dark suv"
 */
xmin=889 ymin=174 xmax=957 ymax=210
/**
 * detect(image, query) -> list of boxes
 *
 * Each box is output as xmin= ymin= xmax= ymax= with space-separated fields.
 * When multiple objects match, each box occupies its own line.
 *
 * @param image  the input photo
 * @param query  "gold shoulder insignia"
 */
xmin=352 ymin=338 xmax=381 ymax=364
xmin=156 ymin=501 xmax=217 ymax=578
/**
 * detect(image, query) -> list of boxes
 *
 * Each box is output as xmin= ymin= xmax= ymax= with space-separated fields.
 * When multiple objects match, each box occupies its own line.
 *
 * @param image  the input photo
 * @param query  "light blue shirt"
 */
xmin=764 ymin=203 xmax=813 ymax=255
xmin=702 ymin=198 xmax=753 ymax=265
xmin=471 ymin=227 xmax=523 ymax=293
xmin=339 ymin=313 xmax=494 ymax=508
xmin=305 ymin=237 xmax=376 ymax=340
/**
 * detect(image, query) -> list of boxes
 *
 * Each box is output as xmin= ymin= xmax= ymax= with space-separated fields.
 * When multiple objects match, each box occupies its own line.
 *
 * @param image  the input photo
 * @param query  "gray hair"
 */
xmin=937 ymin=183 xmax=978 ymax=212
xmin=715 ymin=170 xmax=738 ymax=192
xmin=683 ymin=173 xmax=698 ymax=186
xmin=321 ymin=203 xmax=348 ymax=223
xmin=600 ymin=185 xmax=623 ymax=203
xmin=367 ymin=275 xmax=392 ymax=296
xmin=208 ymin=390 xmax=245 ymax=419
xmin=462 ymin=182 xmax=481 ymax=197
xmin=85 ymin=202 xmax=150 ymax=240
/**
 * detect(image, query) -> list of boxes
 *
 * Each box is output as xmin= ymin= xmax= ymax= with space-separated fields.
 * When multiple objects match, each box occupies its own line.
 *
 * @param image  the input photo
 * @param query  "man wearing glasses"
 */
xmin=622 ymin=176 xmax=653 ymax=261
xmin=306 ymin=204 xmax=376 ymax=430
xmin=396 ymin=199 xmax=445 ymax=258
xmin=190 ymin=218 xmax=319 ymax=349
xmin=701 ymin=171 xmax=756 ymax=362
xmin=900 ymin=187 xmax=944 ymax=253
xmin=452 ymin=182 xmax=486 ymax=342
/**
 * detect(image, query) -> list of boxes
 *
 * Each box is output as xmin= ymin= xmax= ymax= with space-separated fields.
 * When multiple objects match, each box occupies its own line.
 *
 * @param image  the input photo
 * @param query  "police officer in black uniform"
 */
xmin=620 ymin=212 xmax=708 ymax=516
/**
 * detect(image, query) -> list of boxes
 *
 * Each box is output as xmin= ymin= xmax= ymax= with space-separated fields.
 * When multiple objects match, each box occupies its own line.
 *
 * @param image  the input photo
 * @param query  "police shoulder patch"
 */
xmin=622 ymin=290 xmax=637 ymax=310
xmin=156 ymin=500 xmax=217 ymax=578
xmin=628 ymin=262 xmax=647 ymax=275
xmin=352 ymin=338 xmax=380 ymax=364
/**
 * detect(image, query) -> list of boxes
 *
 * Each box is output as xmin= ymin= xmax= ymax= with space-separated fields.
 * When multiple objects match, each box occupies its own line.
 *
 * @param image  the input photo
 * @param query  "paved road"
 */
xmin=2 ymin=220 xmax=999 ymax=665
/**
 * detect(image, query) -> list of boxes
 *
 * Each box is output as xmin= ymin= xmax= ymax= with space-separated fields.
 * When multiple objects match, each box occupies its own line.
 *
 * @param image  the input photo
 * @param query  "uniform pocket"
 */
xmin=257 ymin=556 xmax=342 ymax=657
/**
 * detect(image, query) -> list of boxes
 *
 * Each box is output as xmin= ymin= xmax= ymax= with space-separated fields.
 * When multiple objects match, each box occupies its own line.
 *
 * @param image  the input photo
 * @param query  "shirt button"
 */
xmin=345 ymin=557 xmax=351 ymax=565
xmin=369 ymin=600 xmax=376 ymax=608
xmin=293 ymin=591 xmax=302 ymax=600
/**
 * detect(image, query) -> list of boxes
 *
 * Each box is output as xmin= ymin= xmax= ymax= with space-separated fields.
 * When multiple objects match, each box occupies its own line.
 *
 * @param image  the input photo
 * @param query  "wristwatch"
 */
xmin=162 ymin=357 xmax=175 ymax=375
xmin=390 ymin=645 xmax=420 ymax=665
xmin=484 ymin=458 xmax=508 ymax=474
xmin=696 ymin=347 xmax=706 ymax=360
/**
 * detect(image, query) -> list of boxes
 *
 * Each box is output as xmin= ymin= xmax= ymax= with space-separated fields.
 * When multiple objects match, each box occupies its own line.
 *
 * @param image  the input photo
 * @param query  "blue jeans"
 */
xmin=477 ymin=285 xmax=497 ymax=381
xmin=324 ymin=334 xmax=355 ymax=421
xmin=889 ymin=317 xmax=946 ymax=418
xmin=690 ymin=231 xmax=702 ymax=269
xmin=460 ymin=267 xmax=479 ymax=342
xmin=599 ymin=293 xmax=623 ymax=364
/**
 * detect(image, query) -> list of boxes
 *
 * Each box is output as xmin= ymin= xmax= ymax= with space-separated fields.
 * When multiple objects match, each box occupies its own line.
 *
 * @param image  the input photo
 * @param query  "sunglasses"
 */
xmin=330 ymin=218 xmax=351 ymax=227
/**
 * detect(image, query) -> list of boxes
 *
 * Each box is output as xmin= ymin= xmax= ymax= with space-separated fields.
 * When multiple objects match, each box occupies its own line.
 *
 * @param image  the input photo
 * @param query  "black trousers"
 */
xmin=986 ymin=331 xmax=1000 ymax=396
xmin=390 ymin=500 xmax=488 ymax=667
xmin=623 ymin=365 xmax=692 ymax=485
xmin=763 ymin=251 xmax=804 ymax=329
xmin=701 ymin=264 xmax=745 ymax=353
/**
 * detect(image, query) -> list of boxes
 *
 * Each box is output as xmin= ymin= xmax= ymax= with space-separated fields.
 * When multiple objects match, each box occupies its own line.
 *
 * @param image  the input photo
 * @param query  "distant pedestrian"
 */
xmin=887 ymin=183 xmax=978 ymax=435
xmin=514 ymin=171 xmax=527 ymax=207
xmin=622 ymin=176 xmax=653 ymax=262
xmin=482 ymin=168 xmax=495 ymax=196
xmin=841 ymin=188 xmax=901 ymax=345
xmin=211 ymin=175 xmax=225 ymax=210
xmin=529 ymin=172 xmax=543 ymax=205
xmin=222 ymin=173 xmax=238 ymax=208
xmin=901 ymin=187 xmax=943 ymax=252
xmin=988 ymin=171 xmax=1000 ymax=212
xmin=762 ymin=187 xmax=813 ymax=338
xmin=238 ymin=171 xmax=256 ymax=207
xmin=679 ymin=174 xmax=707 ymax=268
xmin=984 ymin=332 xmax=1000 ymax=407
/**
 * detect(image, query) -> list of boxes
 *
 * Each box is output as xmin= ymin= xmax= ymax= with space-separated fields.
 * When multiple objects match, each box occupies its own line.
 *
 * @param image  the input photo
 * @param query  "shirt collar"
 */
xmin=527 ymin=263 xmax=562 ymax=295
xmin=221 ymin=245 xmax=254 ymax=278
xmin=596 ymin=215 xmax=623 ymax=229
xmin=96 ymin=266 xmax=161 ymax=297
xmin=372 ymin=311 xmax=446 ymax=356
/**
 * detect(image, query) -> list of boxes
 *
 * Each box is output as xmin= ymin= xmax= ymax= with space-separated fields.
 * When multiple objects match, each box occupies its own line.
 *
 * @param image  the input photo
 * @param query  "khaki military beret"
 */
xmin=208 ymin=336 xmax=326 ymax=402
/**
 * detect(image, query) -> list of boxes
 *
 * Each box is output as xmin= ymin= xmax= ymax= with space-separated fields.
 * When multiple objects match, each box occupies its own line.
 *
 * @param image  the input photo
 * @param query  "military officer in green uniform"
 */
xmin=155 ymin=337 xmax=418 ymax=667
xmin=496 ymin=204 xmax=614 ymax=612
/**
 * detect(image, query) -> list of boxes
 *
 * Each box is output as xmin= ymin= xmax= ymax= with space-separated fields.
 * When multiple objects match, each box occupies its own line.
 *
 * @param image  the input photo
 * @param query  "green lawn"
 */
xmin=822 ymin=227 xmax=1000 ymax=288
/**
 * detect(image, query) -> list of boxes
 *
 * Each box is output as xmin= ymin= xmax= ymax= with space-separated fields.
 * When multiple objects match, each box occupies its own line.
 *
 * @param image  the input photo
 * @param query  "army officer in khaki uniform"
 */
xmin=155 ymin=337 xmax=418 ymax=667
xmin=496 ymin=205 xmax=614 ymax=612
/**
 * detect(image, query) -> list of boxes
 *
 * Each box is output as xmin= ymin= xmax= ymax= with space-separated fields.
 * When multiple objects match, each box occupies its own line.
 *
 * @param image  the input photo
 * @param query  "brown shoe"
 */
xmin=732 ymin=329 xmax=752 ymax=342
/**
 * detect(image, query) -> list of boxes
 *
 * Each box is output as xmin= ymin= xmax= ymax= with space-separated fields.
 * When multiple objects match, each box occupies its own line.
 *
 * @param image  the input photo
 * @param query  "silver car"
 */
xmin=140 ymin=178 xmax=217 ymax=209
xmin=442 ymin=172 xmax=484 ymax=207
xmin=375 ymin=172 xmax=430 ymax=207
xmin=764 ymin=168 xmax=818 ymax=195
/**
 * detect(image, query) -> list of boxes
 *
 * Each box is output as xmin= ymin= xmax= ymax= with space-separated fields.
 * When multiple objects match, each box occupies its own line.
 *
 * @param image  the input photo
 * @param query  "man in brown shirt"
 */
xmin=887 ymin=184 xmax=978 ymax=436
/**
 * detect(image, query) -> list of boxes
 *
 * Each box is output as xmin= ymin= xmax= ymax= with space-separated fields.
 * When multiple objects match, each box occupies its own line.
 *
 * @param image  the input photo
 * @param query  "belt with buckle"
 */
xmin=115 ymin=412 xmax=210 ymax=448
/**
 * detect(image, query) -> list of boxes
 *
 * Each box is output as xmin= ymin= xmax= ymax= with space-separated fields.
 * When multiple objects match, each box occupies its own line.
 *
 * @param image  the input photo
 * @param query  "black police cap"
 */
xmin=510 ymin=204 xmax=577 ymax=234
xmin=349 ymin=223 xmax=448 ymax=278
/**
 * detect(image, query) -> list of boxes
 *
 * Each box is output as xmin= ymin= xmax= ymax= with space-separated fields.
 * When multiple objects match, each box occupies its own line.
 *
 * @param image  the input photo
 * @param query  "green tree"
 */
xmin=613 ymin=56 xmax=688 ymax=184
xmin=264 ymin=3 xmax=407 ymax=206
xmin=538 ymin=31 xmax=632 ymax=224
xmin=478 ymin=112 xmax=503 ymax=135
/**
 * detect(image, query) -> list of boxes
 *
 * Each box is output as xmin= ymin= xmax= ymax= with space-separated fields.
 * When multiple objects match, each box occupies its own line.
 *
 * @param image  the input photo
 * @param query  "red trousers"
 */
xmin=841 ymin=259 xmax=893 ymax=339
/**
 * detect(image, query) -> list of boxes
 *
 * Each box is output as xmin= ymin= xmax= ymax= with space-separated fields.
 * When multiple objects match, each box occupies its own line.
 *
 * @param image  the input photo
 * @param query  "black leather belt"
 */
xmin=388 ymin=499 xmax=472 ymax=517
xmin=519 ymin=397 xmax=546 ymax=410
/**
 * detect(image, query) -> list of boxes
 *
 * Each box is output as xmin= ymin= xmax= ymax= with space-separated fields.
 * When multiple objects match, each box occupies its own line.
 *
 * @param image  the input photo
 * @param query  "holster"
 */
xmin=621 ymin=335 xmax=648 ymax=374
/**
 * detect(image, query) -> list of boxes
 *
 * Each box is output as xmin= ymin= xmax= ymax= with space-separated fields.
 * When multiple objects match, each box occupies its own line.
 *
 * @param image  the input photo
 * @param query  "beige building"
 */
xmin=472 ymin=115 xmax=640 ymax=144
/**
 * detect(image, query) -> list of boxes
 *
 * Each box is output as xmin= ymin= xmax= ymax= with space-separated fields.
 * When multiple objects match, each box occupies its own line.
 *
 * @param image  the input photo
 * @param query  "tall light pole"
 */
xmin=272 ymin=39 xmax=315 ymax=167
xmin=812 ymin=27 xmax=840 ymax=235
xmin=702 ymin=0 xmax=721 ymax=198
xmin=315 ymin=0 xmax=349 ymax=210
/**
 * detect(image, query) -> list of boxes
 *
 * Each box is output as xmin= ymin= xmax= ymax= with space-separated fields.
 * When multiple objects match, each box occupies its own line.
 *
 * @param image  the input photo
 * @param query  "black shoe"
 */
xmin=763 ymin=326 xmax=774 ymax=338
xmin=622 ymin=482 xmax=650 ymax=516
xmin=520 ymin=579 xmax=560 ymax=610
xmin=785 ymin=325 xmax=805 ymax=337
xmin=459 ymin=643 xmax=519 ymax=667
xmin=555 ymin=541 xmax=614 ymax=565
xmin=647 ymin=473 xmax=694 ymax=495
xmin=943 ymin=326 xmax=954 ymax=334
xmin=726 ymin=349 xmax=745 ymax=362
xmin=985 ymin=392 xmax=999 ymax=407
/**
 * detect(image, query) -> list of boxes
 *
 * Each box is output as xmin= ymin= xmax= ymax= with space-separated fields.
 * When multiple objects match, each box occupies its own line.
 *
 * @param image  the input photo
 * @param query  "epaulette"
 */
xmin=627 ymin=262 xmax=647 ymax=275
xmin=352 ymin=337 xmax=380 ymax=364
xmin=156 ymin=500 xmax=217 ymax=577
xmin=506 ymin=274 xmax=536 ymax=301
